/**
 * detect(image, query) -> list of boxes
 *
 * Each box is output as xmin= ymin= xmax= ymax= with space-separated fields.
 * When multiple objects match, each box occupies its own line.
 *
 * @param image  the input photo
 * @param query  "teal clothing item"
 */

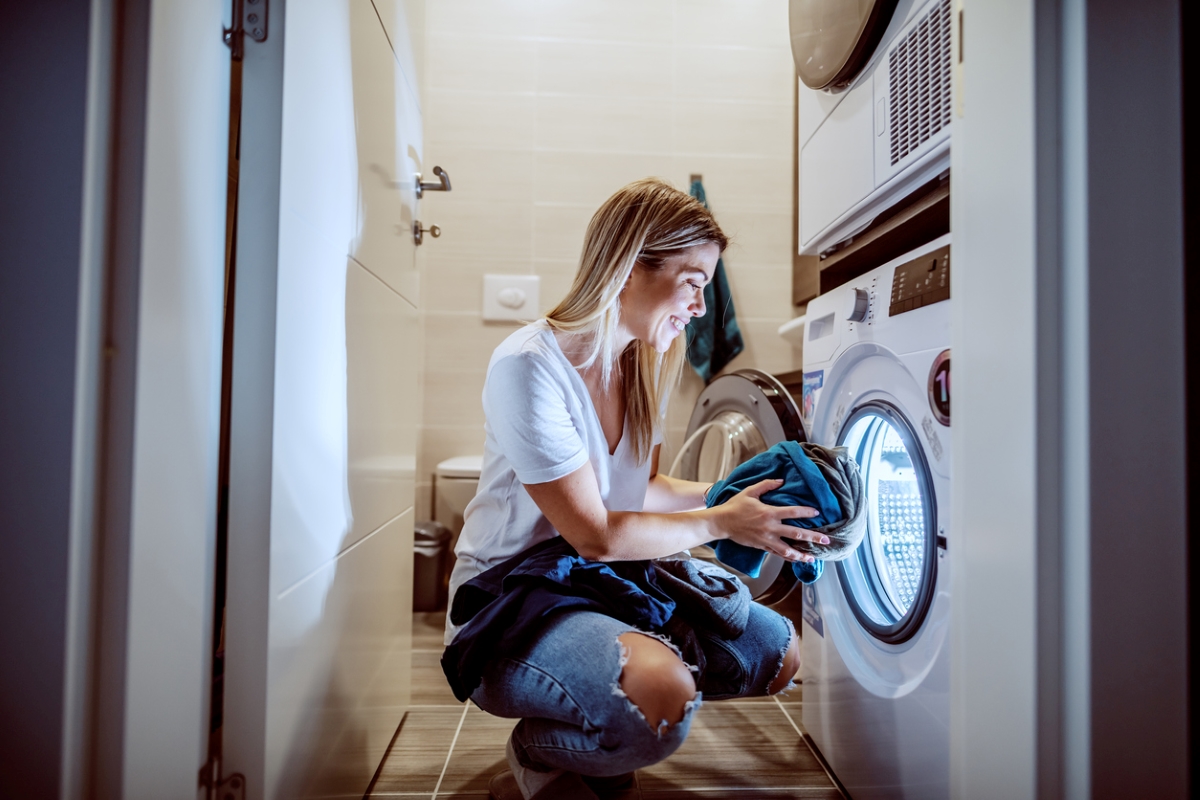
xmin=706 ymin=441 xmax=866 ymax=583
xmin=685 ymin=179 xmax=743 ymax=383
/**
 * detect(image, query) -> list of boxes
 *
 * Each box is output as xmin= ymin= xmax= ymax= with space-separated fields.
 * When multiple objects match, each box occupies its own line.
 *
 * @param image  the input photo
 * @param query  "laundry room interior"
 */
xmin=2 ymin=0 xmax=1191 ymax=799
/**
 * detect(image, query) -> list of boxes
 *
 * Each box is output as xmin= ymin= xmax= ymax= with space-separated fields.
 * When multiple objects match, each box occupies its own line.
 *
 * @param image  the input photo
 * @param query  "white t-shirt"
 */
xmin=445 ymin=321 xmax=660 ymax=644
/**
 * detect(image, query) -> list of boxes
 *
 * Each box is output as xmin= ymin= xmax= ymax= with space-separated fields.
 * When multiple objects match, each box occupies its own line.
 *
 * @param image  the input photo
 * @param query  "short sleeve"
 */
xmin=484 ymin=352 xmax=589 ymax=485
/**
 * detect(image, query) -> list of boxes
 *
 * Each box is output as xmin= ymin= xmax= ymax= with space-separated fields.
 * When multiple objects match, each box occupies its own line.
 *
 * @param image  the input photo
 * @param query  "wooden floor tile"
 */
xmin=368 ymin=706 xmax=465 ymax=794
xmin=410 ymin=649 xmax=462 ymax=706
xmin=637 ymin=701 xmax=835 ymax=793
xmin=640 ymin=790 xmax=842 ymax=798
xmin=413 ymin=611 xmax=448 ymax=650
xmin=433 ymin=704 xmax=518 ymax=795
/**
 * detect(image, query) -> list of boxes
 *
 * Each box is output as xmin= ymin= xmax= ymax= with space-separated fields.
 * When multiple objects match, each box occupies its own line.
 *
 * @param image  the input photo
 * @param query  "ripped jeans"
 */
xmin=469 ymin=603 xmax=795 ymax=777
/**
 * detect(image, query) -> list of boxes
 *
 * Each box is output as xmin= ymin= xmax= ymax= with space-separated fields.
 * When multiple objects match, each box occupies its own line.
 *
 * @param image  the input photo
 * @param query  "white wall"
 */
xmin=417 ymin=0 xmax=801 ymax=521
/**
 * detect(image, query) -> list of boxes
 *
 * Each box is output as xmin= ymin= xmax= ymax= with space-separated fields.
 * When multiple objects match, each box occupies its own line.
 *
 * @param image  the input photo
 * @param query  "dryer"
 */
xmin=792 ymin=0 xmax=954 ymax=255
xmin=799 ymin=233 xmax=951 ymax=798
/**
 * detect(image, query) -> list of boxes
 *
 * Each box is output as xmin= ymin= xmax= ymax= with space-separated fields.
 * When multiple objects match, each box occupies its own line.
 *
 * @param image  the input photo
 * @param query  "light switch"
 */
xmin=483 ymin=274 xmax=540 ymax=322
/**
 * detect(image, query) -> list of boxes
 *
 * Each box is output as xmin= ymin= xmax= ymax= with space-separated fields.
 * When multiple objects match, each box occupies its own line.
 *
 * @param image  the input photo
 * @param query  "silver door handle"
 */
xmin=415 ymin=166 xmax=452 ymax=198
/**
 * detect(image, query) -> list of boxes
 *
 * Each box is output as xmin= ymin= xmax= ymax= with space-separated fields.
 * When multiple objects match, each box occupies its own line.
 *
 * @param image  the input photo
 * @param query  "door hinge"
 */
xmin=223 ymin=0 xmax=269 ymax=61
xmin=199 ymin=761 xmax=246 ymax=800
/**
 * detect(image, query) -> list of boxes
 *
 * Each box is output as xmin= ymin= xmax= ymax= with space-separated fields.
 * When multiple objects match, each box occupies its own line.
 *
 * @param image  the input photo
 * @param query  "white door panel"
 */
xmin=264 ymin=509 xmax=413 ymax=798
xmin=118 ymin=1 xmax=229 ymax=796
xmin=225 ymin=1 xmax=421 ymax=797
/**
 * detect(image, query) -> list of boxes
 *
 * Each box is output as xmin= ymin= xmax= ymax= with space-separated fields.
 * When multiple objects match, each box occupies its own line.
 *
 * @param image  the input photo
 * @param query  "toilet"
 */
xmin=434 ymin=455 xmax=483 ymax=531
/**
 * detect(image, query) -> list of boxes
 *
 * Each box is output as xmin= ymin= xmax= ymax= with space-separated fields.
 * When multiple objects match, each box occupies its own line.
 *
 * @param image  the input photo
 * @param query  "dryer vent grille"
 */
xmin=888 ymin=0 xmax=953 ymax=166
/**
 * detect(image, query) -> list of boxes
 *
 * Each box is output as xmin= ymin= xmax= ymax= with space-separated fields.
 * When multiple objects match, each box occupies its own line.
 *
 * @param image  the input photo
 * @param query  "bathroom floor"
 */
xmin=367 ymin=610 xmax=844 ymax=799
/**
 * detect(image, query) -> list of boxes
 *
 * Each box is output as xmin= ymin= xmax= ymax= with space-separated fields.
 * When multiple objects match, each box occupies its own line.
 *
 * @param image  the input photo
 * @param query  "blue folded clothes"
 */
xmin=706 ymin=441 xmax=866 ymax=584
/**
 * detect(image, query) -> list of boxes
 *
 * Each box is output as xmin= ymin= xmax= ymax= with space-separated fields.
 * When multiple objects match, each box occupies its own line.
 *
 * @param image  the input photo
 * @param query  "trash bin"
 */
xmin=413 ymin=521 xmax=452 ymax=612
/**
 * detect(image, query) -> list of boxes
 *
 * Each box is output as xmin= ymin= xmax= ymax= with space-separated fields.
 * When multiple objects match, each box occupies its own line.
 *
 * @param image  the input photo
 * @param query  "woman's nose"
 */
xmin=691 ymin=288 xmax=706 ymax=317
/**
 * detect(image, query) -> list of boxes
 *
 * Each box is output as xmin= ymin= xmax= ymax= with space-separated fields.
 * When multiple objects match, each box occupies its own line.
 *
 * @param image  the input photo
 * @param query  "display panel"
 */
xmin=889 ymin=244 xmax=950 ymax=316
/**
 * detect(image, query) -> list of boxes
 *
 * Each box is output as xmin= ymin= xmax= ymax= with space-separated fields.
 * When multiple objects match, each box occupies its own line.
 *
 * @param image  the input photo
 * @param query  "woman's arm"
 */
xmin=643 ymin=445 xmax=710 ymax=513
xmin=524 ymin=459 xmax=827 ymax=563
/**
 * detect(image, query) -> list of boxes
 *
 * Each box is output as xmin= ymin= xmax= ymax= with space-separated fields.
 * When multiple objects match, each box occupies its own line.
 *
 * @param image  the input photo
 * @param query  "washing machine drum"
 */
xmin=674 ymin=369 xmax=806 ymax=604
xmin=789 ymin=0 xmax=900 ymax=90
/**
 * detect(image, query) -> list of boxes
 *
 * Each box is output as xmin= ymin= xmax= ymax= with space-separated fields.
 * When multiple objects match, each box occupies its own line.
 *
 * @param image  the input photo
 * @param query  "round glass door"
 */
xmin=835 ymin=402 xmax=937 ymax=643
xmin=789 ymin=0 xmax=900 ymax=90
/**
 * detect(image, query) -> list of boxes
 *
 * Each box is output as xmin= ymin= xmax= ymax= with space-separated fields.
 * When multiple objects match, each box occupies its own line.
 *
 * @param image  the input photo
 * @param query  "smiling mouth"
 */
xmin=670 ymin=316 xmax=687 ymax=331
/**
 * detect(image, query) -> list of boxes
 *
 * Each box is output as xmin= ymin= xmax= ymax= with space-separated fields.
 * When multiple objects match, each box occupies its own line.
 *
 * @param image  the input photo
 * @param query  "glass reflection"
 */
xmin=843 ymin=413 xmax=927 ymax=617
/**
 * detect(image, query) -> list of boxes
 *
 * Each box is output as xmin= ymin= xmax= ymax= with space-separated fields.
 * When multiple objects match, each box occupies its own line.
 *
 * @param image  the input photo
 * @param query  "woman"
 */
xmin=446 ymin=178 xmax=828 ymax=800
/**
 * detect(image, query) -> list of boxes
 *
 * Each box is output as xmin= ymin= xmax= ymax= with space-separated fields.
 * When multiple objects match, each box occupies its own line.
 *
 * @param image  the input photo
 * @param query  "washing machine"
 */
xmin=799 ymin=233 xmax=951 ymax=798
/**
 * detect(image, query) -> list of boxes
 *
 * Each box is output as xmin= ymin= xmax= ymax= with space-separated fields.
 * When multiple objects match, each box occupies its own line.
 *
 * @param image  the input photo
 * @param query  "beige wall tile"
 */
xmin=722 ymin=263 xmax=796 ymax=320
xmin=673 ymin=100 xmax=793 ymax=159
xmin=672 ymin=154 xmax=792 ymax=211
xmin=534 ymin=0 xmax=674 ymax=43
xmin=536 ymin=41 xmax=673 ymax=99
xmin=729 ymin=318 xmax=802 ymax=375
xmin=535 ymin=94 xmax=675 ymax=153
xmin=425 ymin=199 xmax=533 ymax=260
xmin=716 ymin=208 xmax=793 ymax=266
xmin=424 ymin=313 xmax=518 ymax=373
xmin=418 ymin=424 xmax=489 ymax=485
xmin=533 ymin=151 xmax=674 ymax=205
xmin=426 ymin=90 xmax=536 ymax=149
xmin=534 ymin=268 xmax=576 ymax=314
xmin=422 ymin=369 xmax=488 ymax=428
xmin=420 ymin=144 xmax=534 ymax=205
xmin=426 ymin=34 xmax=537 ymax=94
xmin=424 ymin=257 xmax=536 ymax=313
xmin=674 ymin=44 xmax=796 ymax=104
xmin=532 ymin=203 xmax=594 ymax=260
xmin=414 ymin=481 xmax=433 ymax=524
xmin=426 ymin=0 xmax=540 ymax=38
xmin=674 ymin=0 xmax=791 ymax=49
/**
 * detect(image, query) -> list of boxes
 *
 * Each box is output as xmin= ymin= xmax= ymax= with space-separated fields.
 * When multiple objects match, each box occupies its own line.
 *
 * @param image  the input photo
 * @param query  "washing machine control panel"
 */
xmin=890 ymin=244 xmax=950 ymax=316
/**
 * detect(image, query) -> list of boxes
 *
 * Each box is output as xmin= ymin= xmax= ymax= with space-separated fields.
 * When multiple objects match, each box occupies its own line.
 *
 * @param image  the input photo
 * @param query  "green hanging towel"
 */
xmin=686 ymin=178 xmax=744 ymax=383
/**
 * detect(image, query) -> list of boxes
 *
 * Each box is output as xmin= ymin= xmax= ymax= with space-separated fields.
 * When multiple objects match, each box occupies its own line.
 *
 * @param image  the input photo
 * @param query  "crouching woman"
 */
xmin=443 ymin=178 xmax=825 ymax=800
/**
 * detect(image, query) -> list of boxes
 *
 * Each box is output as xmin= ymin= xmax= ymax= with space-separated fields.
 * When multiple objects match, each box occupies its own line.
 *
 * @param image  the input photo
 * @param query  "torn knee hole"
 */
xmin=614 ymin=632 xmax=697 ymax=732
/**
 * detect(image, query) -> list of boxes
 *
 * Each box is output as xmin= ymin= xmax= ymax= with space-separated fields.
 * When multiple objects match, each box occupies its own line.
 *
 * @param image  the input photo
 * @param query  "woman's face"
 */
xmin=621 ymin=242 xmax=720 ymax=353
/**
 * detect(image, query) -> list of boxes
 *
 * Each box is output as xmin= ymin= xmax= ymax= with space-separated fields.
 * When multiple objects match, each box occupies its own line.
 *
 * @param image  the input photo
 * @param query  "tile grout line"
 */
xmin=430 ymin=702 xmax=470 ymax=799
xmin=772 ymin=695 xmax=805 ymax=739
xmin=775 ymin=696 xmax=851 ymax=799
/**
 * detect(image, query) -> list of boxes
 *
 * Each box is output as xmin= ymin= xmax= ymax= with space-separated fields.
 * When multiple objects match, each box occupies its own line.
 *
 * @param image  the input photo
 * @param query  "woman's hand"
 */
xmin=708 ymin=478 xmax=828 ymax=563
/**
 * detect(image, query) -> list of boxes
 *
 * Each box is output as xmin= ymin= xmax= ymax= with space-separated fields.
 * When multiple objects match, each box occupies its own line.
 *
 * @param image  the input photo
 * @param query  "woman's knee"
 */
xmin=616 ymin=632 xmax=697 ymax=730
xmin=767 ymin=630 xmax=801 ymax=695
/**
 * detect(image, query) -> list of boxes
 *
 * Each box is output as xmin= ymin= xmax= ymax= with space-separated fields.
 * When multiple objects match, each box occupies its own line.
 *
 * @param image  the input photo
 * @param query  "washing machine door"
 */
xmin=674 ymin=369 xmax=806 ymax=604
xmin=789 ymin=0 xmax=900 ymax=90
xmin=835 ymin=401 xmax=938 ymax=643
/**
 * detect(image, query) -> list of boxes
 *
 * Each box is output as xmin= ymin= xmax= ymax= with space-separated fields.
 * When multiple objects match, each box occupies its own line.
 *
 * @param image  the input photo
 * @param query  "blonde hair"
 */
xmin=546 ymin=178 xmax=728 ymax=462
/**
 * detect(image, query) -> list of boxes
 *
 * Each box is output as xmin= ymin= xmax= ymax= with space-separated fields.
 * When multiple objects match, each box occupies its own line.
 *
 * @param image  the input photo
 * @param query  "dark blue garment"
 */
xmin=441 ymin=537 xmax=750 ymax=703
xmin=706 ymin=441 xmax=863 ymax=583
xmin=685 ymin=179 xmax=743 ymax=383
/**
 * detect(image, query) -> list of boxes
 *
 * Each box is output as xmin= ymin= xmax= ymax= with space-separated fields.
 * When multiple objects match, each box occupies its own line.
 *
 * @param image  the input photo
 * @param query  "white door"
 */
xmin=222 ymin=2 xmax=424 ymax=797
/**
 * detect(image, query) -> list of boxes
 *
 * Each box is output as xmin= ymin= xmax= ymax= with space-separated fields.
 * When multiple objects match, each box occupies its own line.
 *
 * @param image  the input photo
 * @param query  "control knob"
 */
xmin=844 ymin=288 xmax=869 ymax=322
